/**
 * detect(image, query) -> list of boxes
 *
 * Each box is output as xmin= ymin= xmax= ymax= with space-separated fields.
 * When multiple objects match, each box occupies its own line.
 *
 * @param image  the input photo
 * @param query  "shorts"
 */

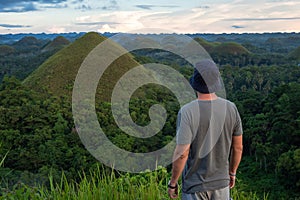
xmin=181 ymin=186 xmax=230 ymax=200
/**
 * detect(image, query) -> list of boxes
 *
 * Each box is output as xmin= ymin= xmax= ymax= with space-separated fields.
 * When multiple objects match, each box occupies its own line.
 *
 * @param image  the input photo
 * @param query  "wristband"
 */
xmin=229 ymin=173 xmax=236 ymax=176
xmin=168 ymin=181 xmax=178 ymax=189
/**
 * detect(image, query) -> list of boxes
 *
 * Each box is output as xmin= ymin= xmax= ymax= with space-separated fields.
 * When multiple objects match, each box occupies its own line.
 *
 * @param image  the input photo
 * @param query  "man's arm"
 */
xmin=229 ymin=135 xmax=243 ymax=188
xmin=168 ymin=144 xmax=190 ymax=199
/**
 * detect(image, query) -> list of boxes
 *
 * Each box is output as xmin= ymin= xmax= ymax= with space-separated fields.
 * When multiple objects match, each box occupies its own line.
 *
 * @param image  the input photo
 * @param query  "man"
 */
xmin=168 ymin=59 xmax=243 ymax=200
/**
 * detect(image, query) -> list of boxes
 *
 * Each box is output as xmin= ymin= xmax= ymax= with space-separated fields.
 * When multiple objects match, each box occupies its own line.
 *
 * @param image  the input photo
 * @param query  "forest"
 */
xmin=0 ymin=32 xmax=300 ymax=199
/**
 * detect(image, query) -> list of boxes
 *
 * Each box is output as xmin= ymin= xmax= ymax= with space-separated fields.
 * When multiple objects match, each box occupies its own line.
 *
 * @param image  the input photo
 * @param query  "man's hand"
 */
xmin=168 ymin=183 xmax=178 ymax=199
xmin=229 ymin=174 xmax=236 ymax=189
xmin=168 ymin=144 xmax=190 ymax=199
xmin=229 ymin=135 xmax=242 ymax=189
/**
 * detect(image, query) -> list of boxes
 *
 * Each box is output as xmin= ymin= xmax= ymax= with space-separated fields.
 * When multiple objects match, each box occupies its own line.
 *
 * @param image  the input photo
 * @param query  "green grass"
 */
xmin=0 ymin=143 xmax=8 ymax=167
xmin=212 ymin=42 xmax=251 ymax=56
xmin=0 ymin=165 xmax=269 ymax=200
xmin=194 ymin=37 xmax=221 ymax=53
xmin=22 ymin=32 xmax=142 ymax=102
xmin=194 ymin=37 xmax=250 ymax=56
xmin=23 ymin=32 xmax=107 ymax=97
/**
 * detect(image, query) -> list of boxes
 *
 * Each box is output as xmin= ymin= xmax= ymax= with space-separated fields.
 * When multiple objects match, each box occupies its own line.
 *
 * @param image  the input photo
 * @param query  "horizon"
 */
xmin=0 ymin=0 xmax=300 ymax=34
xmin=1 ymin=31 xmax=300 ymax=36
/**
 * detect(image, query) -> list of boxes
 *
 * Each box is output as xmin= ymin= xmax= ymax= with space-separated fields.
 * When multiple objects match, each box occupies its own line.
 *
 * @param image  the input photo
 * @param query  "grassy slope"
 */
xmin=0 ymin=166 xmax=269 ymax=200
xmin=42 ymin=36 xmax=70 ymax=51
xmin=23 ymin=32 xmax=105 ymax=97
xmin=194 ymin=37 xmax=220 ymax=53
xmin=194 ymin=37 xmax=251 ymax=56
xmin=23 ymin=32 xmax=142 ymax=101
xmin=212 ymin=42 xmax=251 ymax=55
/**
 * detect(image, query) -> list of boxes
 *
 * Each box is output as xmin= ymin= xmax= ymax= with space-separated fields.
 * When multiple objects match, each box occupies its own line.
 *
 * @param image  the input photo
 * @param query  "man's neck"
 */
xmin=197 ymin=92 xmax=218 ymax=101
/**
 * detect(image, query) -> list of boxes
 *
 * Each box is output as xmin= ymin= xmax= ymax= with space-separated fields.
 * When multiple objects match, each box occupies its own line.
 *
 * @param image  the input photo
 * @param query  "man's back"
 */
xmin=176 ymin=98 xmax=242 ymax=193
xmin=168 ymin=59 xmax=243 ymax=200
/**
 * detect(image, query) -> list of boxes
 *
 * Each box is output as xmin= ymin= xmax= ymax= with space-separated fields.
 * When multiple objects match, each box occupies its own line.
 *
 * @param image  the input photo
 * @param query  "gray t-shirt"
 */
xmin=176 ymin=97 xmax=243 ymax=193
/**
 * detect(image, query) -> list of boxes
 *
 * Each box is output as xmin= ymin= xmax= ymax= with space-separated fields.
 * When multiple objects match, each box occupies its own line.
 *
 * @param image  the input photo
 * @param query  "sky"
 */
xmin=0 ymin=0 xmax=300 ymax=34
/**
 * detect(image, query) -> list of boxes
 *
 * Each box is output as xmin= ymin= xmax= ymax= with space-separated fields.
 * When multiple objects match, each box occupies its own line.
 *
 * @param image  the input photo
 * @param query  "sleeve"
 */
xmin=233 ymin=104 xmax=243 ymax=136
xmin=176 ymin=108 xmax=194 ymax=144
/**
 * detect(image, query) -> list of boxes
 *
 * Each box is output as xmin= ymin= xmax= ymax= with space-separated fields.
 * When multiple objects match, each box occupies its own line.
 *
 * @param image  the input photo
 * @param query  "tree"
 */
xmin=276 ymin=149 xmax=300 ymax=189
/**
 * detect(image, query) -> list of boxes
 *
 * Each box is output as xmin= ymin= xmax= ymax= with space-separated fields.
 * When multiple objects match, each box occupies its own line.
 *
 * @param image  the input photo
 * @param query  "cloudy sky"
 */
xmin=0 ymin=0 xmax=299 ymax=34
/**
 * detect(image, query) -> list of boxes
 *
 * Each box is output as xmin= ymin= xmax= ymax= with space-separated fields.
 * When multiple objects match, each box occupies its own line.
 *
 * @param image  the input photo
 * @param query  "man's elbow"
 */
xmin=233 ymin=144 xmax=243 ymax=154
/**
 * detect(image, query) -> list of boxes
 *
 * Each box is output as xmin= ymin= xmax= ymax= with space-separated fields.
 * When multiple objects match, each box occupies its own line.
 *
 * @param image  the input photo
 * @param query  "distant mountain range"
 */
xmin=1 ymin=31 xmax=300 ymax=98
xmin=1 ymin=32 xmax=300 ymax=54
xmin=0 ymin=32 xmax=117 ymax=44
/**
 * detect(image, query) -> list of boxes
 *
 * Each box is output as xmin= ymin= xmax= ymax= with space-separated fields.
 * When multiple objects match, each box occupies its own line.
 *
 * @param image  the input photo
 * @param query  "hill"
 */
xmin=0 ymin=45 xmax=15 ymax=56
xmin=13 ymin=36 xmax=39 ymax=46
xmin=194 ymin=37 xmax=250 ymax=56
xmin=212 ymin=42 xmax=251 ymax=56
xmin=23 ymin=32 xmax=142 ymax=101
xmin=42 ymin=36 xmax=70 ymax=51
xmin=194 ymin=37 xmax=220 ymax=53
xmin=11 ymin=36 xmax=50 ymax=53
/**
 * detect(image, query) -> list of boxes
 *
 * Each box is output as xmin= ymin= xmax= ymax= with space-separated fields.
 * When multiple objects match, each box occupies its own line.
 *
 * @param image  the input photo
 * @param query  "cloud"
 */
xmin=0 ymin=23 xmax=32 ymax=28
xmin=75 ymin=21 xmax=119 ymax=26
xmin=135 ymin=5 xmax=179 ymax=10
xmin=75 ymin=11 xmax=162 ymax=32
xmin=135 ymin=5 xmax=152 ymax=10
xmin=71 ymin=0 xmax=93 ymax=11
xmin=197 ymin=5 xmax=210 ymax=9
xmin=232 ymin=25 xmax=245 ymax=29
xmin=267 ymin=0 xmax=295 ymax=2
xmin=0 ymin=2 xmax=38 ymax=12
xmin=2 ymin=0 xmax=300 ymax=34
xmin=41 ymin=3 xmax=68 ymax=9
xmin=101 ymin=0 xmax=118 ymax=10
xmin=0 ymin=0 xmax=68 ymax=12
xmin=47 ymin=25 xmax=66 ymax=33
xmin=71 ymin=0 xmax=84 ymax=3
xmin=226 ymin=17 xmax=300 ymax=21
xmin=75 ymin=4 xmax=92 ymax=11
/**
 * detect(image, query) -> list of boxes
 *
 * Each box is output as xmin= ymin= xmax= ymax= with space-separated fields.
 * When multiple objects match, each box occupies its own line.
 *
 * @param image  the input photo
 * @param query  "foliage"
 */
xmin=276 ymin=149 xmax=300 ymax=189
xmin=1 ymin=33 xmax=300 ymax=199
xmin=0 ymin=76 xmax=97 ymax=188
xmin=0 ymin=166 xmax=269 ymax=200
xmin=289 ymin=46 xmax=300 ymax=61
xmin=0 ymin=143 xmax=8 ymax=167
xmin=0 ymin=36 xmax=68 ymax=82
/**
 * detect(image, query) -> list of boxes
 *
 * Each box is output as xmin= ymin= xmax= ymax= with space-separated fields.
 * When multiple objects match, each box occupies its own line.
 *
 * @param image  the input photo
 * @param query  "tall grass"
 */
xmin=0 ymin=152 xmax=8 ymax=168
xmin=40 ymin=166 xmax=169 ymax=200
xmin=0 ymin=143 xmax=8 ymax=167
xmin=0 ymin=166 xmax=269 ymax=200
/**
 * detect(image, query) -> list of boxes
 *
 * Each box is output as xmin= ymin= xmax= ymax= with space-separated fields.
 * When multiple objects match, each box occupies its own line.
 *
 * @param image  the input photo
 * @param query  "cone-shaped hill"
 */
xmin=194 ymin=37 xmax=250 ymax=56
xmin=194 ymin=38 xmax=220 ymax=53
xmin=0 ymin=45 xmax=15 ymax=56
xmin=12 ymin=36 xmax=48 ymax=52
xmin=289 ymin=46 xmax=300 ymax=61
xmin=23 ymin=32 xmax=142 ymax=102
xmin=43 ymin=36 xmax=70 ymax=51
xmin=13 ymin=36 xmax=39 ymax=46
xmin=212 ymin=42 xmax=250 ymax=56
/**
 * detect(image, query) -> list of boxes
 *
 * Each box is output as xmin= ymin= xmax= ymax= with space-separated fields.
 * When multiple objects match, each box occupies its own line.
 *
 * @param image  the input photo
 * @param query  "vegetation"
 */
xmin=43 ymin=36 xmax=70 ymax=52
xmin=0 ymin=166 xmax=270 ymax=200
xmin=0 ymin=32 xmax=300 ymax=199
xmin=23 ymin=32 xmax=106 ymax=96
xmin=0 ymin=36 xmax=68 ymax=83
xmin=289 ymin=46 xmax=300 ymax=61
xmin=23 ymin=32 xmax=143 ymax=102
